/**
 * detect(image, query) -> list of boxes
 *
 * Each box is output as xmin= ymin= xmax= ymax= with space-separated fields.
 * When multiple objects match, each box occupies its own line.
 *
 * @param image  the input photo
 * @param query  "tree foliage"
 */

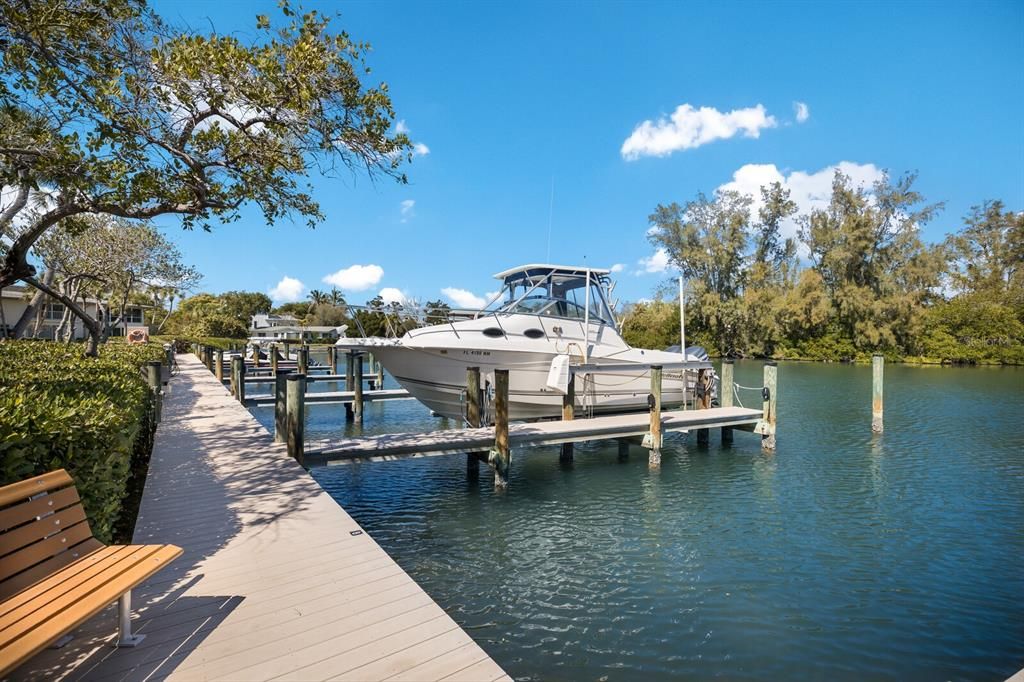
xmin=624 ymin=171 xmax=1022 ymax=364
xmin=0 ymin=0 xmax=411 ymax=352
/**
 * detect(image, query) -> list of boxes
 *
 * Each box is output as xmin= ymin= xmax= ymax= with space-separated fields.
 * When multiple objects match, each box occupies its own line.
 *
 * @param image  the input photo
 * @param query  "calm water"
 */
xmin=251 ymin=361 xmax=1024 ymax=681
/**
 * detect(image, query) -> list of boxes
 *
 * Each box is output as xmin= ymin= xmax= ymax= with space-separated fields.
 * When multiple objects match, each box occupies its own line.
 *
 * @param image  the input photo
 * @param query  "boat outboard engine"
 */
xmin=664 ymin=345 xmax=718 ymax=405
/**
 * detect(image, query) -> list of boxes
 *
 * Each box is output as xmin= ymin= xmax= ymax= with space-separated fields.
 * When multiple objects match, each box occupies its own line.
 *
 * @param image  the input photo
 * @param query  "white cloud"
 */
xmin=717 ymin=161 xmax=885 ymax=246
xmin=269 ymin=276 xmax=305 ymax=302
xmin=400 ymin=199 xmax=415 ymax=223
xmin=442 ymin=287 xmax=487 ymax=309
xmin=621 ymin=103 xmax=777 ymax=160
xmin=395 ymin=120 xmax=410 ymax=134
xmin=322 ymin=264 xmax=384 ymax=291
xmin=379 ymin=287 xmax=407 ymax=305
xmin=794 ymin=101 xmax=810 ymax=123
xmin=635 ymin=248 xmax=671 ymax=275
xmin=610 ymin=263 xmax=625 ymax=273
xmin=413 ymin=142 xmax=430 ymax=156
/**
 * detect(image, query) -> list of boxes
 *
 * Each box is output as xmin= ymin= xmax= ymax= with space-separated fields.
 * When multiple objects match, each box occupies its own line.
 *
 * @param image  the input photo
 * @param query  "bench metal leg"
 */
xmin=49 ymin=634 xmax=73 ymax=649
xmin=113 ymin=591 xmax=145 ymax=648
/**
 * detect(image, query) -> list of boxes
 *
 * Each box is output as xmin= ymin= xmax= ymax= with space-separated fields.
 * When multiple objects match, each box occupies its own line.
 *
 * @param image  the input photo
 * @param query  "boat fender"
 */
xmin=546 ymin=354 xmax=571 ymax=395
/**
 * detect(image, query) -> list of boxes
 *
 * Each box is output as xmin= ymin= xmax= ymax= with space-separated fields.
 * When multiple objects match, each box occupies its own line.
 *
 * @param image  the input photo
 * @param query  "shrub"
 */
xmin=0 ymin=340 xmax=166 ymax=542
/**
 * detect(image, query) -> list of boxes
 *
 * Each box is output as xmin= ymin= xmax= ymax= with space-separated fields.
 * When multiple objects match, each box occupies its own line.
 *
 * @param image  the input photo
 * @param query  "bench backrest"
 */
xmin=0 ymin=470 xmax=102 ymax=601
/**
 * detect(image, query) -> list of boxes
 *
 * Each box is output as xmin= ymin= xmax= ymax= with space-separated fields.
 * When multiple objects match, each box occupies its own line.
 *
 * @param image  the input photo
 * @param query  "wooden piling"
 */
xmin=146 ymin=361 xmax=162 ymax=423
xmin=298 ymin=345 xmax=309 ymax=375
xmin=286 ymin=373 xmax=305 ymax=464
xmin=231 ymin=356 xmax=245 ymax=404
xmin=215 ymin=350 xmax=224 ymax=382
xmin=492 ymin=369 xmax=510 ymax=488
xmin=328 ymin=346 xmax=338 ymax=375
xmin=252 ymin=343 xmax=260 ymax=368
xmin=872 ymin=354 xmax=884 ymax=433
xmin=761 ymin=362 xmax=777 ymax=452
xmin=274 ymin=369 xmax=289 ymax=443
xmin=466 ymin=367 xmax=482 ymax=477
xmin=376 ymin=360 xmax=385 ymax=390
xmin=353 ymin=354 xmax=364 ymax=423
xmin=283 ymin=341 xmax=292 ymax=361
xmin=270 ymin=344 xmax=278 ymax=374
xmin=648 ymin=365 xmax=663 ymax=465
xmin=720 ymin=359 xmax=734 ymax=445
xmin=560 ymin=371 xmax=575 ymax=462
xmin=203 ymin=346 xmax=213 ymax=372
xmin=345 ymin=351 xmax=355 ymax=391
xmin=696 ymin=367 xmax=711 ymax=447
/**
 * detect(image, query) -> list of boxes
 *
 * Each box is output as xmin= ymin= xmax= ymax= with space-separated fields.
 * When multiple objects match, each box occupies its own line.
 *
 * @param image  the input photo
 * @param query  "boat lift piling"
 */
xmin=647 ymin=366 xmax=663 ymax=467
xmin=466 ymin=367 xmax=483 ymax=478
xmin=720 ymin=360 xmax=734 ymax=445
xmin=560 ymin=370 xmax=575 ymax=463
xmin=872 ymin=354 xmax=884 ymax=433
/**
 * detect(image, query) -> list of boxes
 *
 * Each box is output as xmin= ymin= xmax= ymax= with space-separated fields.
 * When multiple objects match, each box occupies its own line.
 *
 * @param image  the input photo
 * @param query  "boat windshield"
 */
xmin=490 ymin=269 xmax=616 ymax=325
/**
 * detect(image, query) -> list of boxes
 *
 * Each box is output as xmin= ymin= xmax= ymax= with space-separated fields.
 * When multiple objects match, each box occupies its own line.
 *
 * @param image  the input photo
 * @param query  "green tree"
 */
xmin=0 ymin=0 xmax=411 ymax=352
xmin=801 ymin=171 xmax=945 ymax=353
xmin=649 ymin=190 xmax=751 ymax=355
xmin=218 ymin=291 xmax=272 ymax=328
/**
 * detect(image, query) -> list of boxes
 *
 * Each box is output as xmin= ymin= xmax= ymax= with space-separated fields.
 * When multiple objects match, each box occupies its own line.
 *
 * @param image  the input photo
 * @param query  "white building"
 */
xmin=1 ymin=285 xmax=148 ymax=339
xmin=249 ymin=313 xmax=344 ymax=341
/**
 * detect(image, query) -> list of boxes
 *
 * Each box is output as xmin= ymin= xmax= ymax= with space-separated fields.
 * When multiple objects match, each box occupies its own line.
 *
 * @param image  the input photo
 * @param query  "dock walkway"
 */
xmin=14 ymin=354 xmax=509 ymax=681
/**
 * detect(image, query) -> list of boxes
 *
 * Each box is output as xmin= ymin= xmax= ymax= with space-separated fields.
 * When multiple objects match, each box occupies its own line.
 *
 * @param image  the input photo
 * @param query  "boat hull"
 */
xmin=367 ymin=345 xmax=694 ymax=421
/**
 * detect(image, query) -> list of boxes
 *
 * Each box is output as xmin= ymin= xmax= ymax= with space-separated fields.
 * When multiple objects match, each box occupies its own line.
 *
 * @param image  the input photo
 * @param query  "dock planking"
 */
xmin=245 ymin=388 xmax=411 ymax=406
xmin=307 ymin=405 xmax=764 ymax=463
xmin=12 ymin=354 xmax=509 ymax=682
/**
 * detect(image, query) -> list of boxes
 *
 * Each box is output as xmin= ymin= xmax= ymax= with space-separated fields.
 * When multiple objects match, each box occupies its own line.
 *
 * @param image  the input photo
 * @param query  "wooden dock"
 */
xmin=12 ymin=354 xmax=509 ymax=681
xmin=307 ymin=405 xmax=764 ymax=462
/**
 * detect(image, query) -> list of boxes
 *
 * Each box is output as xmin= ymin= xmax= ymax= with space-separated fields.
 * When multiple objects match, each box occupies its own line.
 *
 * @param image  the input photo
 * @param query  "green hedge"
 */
xmin=0 ymin=340 xmax=166 ymax=543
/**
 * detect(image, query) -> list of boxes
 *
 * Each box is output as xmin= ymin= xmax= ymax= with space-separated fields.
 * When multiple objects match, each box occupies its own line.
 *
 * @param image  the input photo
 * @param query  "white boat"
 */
xmin=336 ymin=264 xmax=714 ymax=421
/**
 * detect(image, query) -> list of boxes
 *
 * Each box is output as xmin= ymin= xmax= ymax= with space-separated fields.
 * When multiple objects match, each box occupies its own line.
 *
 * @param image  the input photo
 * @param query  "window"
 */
xmin=44 ymin=303 xmax=65 ymax=321
xmin=123 ymin=307 xmax=143 ymax=324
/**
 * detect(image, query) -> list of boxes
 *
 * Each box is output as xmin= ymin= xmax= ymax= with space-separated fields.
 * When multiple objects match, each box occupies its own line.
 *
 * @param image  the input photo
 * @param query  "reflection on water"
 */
xmin=250 ymin=361 xmax=1024 ymax=681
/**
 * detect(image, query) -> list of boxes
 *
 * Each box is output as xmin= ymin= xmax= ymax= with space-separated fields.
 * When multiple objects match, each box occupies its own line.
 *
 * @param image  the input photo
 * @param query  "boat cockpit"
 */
xmin=482 ymin=264 xmax=617 ymax=326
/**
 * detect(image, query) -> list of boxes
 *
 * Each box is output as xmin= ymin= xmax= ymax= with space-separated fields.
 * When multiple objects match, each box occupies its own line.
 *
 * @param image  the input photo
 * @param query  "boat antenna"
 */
xmin=679 ymin=276 xmax=686 ymax=362
xmin=545 ymin=176 xmax=554 ymax=262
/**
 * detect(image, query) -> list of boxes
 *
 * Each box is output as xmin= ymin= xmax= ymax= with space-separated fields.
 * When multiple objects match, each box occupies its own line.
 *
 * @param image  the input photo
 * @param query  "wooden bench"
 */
xmin=0 ymin=469 xmax=182 ymax=677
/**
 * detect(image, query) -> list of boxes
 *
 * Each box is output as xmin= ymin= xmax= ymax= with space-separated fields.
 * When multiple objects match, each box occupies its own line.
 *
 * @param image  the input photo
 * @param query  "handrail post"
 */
xmin=492 ymin=369 xmax=510 ymax=488
xmin=872 ymin=354 xmax=884 ymax=433
xmin=560 ymin=369 xmax=575 ymax=463
xmin=146 ymin=361 xmax=162 ymax=423
xmin=720 ymin=359 xmax=734 ymax=445
xmin=761 ymin=362 xmax=777 ymax=452
xmin=353 ymin=353 xmax=364 ymax=423
xmin=647 ymin=365 xmax=663 ymax=466
xmin=215 ymin=350 xmax=224 ymax=382
xmin=466 ymin=367 xmax=482 ymax=478
xmin=286 ymin=373 xmax=306 ymax=464
xmin=274 ymin=369 xmax=290 ymax=443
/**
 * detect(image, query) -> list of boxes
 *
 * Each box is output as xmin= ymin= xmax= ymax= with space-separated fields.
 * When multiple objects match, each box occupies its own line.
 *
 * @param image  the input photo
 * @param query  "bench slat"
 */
xmin=0 ymin=487 xmax=80 ymax=533
xmin=0 ymin=521 xmax=93 ymax=583
xmin=0 ymin=538 xmax=104 ymax=603
xmin=0 ymin=545 xmax=130 ymax=620
xmin=0 ymin=546 xmax=153 ymax=638
xmin=0 ymin=544 xmax=183 ymax=677
xmin=0 ymin=470 xmax=73 ymax=508
xmin=0 ymin=503 xmax=88 ymax=559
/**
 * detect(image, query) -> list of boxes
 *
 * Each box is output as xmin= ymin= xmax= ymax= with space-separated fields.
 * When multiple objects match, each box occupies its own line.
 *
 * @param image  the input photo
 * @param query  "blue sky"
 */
xmin=151 ymin=0 xmax=1024 ymax=308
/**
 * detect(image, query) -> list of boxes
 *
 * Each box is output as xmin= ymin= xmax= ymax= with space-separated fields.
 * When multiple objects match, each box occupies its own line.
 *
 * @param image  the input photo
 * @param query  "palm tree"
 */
xmin=329 ymin=288 xmax=346 ymax=306
xmin=308 ymin=289 xmax=328 ymax=305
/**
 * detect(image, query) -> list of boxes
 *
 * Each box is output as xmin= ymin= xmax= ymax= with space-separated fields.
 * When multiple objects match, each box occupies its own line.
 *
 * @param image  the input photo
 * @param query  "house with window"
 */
xmin=249 ymin=313 xmax=345 ymax=341
xmin=1 ymin=285 xmax=148 ymax=339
